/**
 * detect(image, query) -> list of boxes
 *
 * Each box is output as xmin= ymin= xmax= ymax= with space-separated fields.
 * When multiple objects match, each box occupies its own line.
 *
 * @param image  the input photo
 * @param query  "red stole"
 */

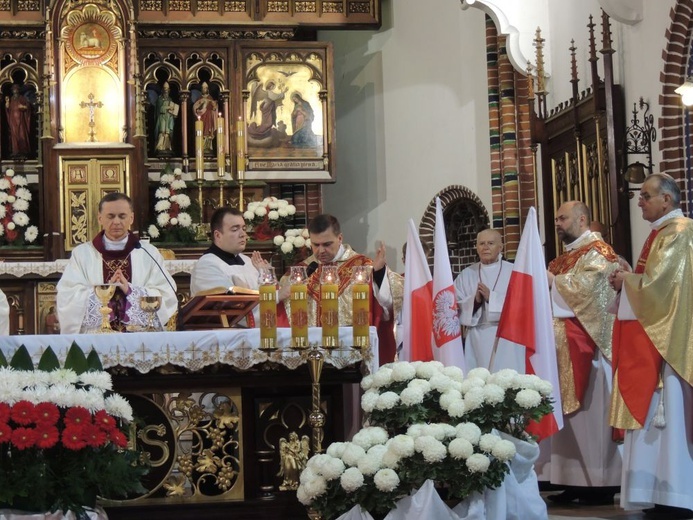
xmin=612 ymin=229 xmax=663 ymax=427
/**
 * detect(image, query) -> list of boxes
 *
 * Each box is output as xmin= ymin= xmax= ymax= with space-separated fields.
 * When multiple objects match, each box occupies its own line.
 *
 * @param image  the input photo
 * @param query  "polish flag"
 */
xmin=496 ymin=207 xmax=562 ymax=440
xmin=431 ymin=197 xmax=466 ymax=372
xmin=401 ymin=219 xmax=434 ymax=362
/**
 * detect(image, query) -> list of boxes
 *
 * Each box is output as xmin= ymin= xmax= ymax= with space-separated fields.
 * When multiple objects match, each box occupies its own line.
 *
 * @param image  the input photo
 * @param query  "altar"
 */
xmin=0 ymin=327 xmax=377 ymax=519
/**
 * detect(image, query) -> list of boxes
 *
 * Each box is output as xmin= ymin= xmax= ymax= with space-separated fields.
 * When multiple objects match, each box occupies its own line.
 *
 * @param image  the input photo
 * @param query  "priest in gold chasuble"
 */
xmin=545 ymin=201 xmax=622 ymax=503
xmin=277 ymin=214 xmax=403 ymax=364
xmin=610 ymin=174 xmax=693 ymax=515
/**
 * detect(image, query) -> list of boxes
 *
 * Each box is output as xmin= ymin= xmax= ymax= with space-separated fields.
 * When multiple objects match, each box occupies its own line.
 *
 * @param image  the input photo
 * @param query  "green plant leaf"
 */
xmin=37 ymin=347 xmax=61 ymax=371
xmin=63 ymin=342 xmax=88 ymax=374
xmin=86 ymin=348 xmax=104 ymax=371
xmin=0 ymin=348 xmax=7 ymax=367
xmin=9 ymin=345 xmax=34 ymax=370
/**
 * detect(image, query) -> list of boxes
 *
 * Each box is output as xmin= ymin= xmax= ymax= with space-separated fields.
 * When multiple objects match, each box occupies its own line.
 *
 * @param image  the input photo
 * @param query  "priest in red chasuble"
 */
xmin=277 ymin=214 xmax=403 ymax=364
xmin=545 ymin=200 xmax=622 ymax=505
xmin=610 ymin=173 xmax=693 ymax=518
xmin=57 ymin=192 xmax=178 ymax=334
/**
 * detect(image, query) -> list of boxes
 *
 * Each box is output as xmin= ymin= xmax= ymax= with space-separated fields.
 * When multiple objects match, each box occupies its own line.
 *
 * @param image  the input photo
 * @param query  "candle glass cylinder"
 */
xmin=258 ymin=266 xmax=278 ymax=351
xmin=289 ymin=266 xmax=309 ymax=349
xmin=320 ymin=265 xmax=340 ymax=349
xmin=351 ymin=265 xmax=372 ymax=349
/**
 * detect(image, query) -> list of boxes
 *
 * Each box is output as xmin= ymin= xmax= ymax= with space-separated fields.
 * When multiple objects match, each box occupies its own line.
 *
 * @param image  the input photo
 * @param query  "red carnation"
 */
xmin=35 ymin=426 xmax=60 ymax=449
xmin=10 ymin=401 xmax=36 ymax=426
xmin=0 ymin=422 xmax=12 ymax=444
xmin=11 ymin=427 xmax=37 ymax=450
xmin=83 ymin=423 xmax=107 ymax=448
xmin=110 ymin=429 xmax=128 ymax=448
xmin=34 ymin=402 xmax=60 ymax=427
xmin=62 ymin=425 xmax=87 ymax=450
xmin=0 ymin=403 xmax=10 ymax=423
xmin=94 ymin=410 xmax=117 ymax=433
xmin=64 ymin=406 xmax=92 ymax=428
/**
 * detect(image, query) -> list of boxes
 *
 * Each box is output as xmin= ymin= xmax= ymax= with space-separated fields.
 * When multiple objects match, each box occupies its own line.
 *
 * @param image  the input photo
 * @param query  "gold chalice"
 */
xmin=94 ymin=284 xmax=117 ymax=334
xmin=140 ymin=295 xmax=162 ymax=332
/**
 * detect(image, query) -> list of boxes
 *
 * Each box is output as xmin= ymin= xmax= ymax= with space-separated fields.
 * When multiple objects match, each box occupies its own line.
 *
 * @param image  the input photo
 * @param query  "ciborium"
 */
xmin=94 ymin=284 xmax=117 ymax=334
xmin=140 ymin=295 xmax=162 ymax=332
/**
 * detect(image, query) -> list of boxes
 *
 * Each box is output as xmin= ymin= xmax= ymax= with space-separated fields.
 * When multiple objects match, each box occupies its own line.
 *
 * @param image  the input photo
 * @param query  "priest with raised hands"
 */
xmin=57 ymin=192 xmax=178 ymax=334
xmin=277 ymin=213 xmax=403 ymax=363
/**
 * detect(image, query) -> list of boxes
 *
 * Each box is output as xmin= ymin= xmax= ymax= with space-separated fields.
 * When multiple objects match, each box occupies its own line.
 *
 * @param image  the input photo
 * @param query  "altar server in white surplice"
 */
xmin=57 ymin=192 xmax=178 ymax=334
xmin=0 ymin=288 xmax=9 ymax=335
xmin=453 ymin=229 xmax=523 ymax=372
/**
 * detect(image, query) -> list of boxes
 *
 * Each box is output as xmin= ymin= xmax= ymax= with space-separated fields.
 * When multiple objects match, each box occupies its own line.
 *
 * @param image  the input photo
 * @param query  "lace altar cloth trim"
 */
xmin=0 ymin=327 xmax=379 ymax=374
xmin=0 ymin=260 xmax=196 ymax=278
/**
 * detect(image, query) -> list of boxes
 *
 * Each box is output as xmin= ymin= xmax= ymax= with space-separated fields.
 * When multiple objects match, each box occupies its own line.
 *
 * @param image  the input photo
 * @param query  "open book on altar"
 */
xmin=177 ymin=287 xmax=259 ymax=330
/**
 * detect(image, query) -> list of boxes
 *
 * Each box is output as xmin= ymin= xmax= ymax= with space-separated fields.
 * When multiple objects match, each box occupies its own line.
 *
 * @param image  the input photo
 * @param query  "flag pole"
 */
xmin=488 ymin=336 xmax=500 ymax=372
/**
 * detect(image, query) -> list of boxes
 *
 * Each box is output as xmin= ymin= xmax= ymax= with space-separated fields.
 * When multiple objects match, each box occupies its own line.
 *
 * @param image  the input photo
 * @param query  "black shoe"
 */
xmin=578 ymin=494 xmax=615 ymax=506
xmin=547 ymin=489 xmax=580 ymax=504
xmin=644 ymin=505 xmax=693 ymax=520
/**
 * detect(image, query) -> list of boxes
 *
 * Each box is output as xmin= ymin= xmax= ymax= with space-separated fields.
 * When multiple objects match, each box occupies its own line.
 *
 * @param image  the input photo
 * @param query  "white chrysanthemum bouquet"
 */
xmin=147 ymin=164 xmax=197 ymax=243
xmin=0 ymin=168 xmax=39 ymax=245
xmin=273 ymin=228 xmax=311 ymax=264
xmin=297 ymin=361 xmax=554 ymax=519
xmin=243 ymin=196 xmax=296 ymax=241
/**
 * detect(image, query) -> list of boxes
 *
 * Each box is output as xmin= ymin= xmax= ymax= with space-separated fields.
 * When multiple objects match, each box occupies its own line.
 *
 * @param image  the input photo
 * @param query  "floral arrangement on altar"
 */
xmin=273 ymin=228 xmax=311 ymax=264
xmin=296 ymin=362 xmax=554 ymax=520
xmin=0 ymin=168 xmax=39 ymax=246
xmin=0 ymin=345 xmax=148 ymax=515
xmin=243 ymin=196 xmax=297 ymax=241
xmin=147 ymin=164 xmax=197 ymax=243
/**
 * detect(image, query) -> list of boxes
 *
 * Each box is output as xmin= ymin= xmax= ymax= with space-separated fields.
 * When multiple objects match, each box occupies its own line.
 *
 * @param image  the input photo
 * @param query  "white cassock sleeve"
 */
xmin=57 ymin=242 xmax=178 ymax=333
xmin=0 ymin=289 xmax=9 ymax=335
xmin=455 ymin=265 xmax=481 ymax=327
xmin=372 ymin=267 xmax=398 ymax=321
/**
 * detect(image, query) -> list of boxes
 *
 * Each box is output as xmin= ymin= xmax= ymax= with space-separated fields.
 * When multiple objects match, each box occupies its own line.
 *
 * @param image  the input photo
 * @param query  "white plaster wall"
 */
xmin=319 ymin=0 xmax=681 ymax=270
xmin=319 ymin=0 xmax=491 ymax=273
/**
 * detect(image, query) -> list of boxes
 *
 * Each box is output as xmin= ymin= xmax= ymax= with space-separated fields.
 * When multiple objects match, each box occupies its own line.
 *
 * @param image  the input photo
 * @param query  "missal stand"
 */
xmin=177 ymin=287 xmax=259 ymax=330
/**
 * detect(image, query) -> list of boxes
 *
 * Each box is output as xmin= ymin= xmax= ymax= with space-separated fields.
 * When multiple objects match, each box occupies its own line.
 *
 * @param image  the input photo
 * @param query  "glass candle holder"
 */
xmin=289 ymin=265 xmax=309 ymax=349
xmin=351 ymin=265 xmax=372 ymax=349
xmin=320 ymin=265 xmax=340 ymax=348
xmin=258 ymin=266 xmax=278 ymax=351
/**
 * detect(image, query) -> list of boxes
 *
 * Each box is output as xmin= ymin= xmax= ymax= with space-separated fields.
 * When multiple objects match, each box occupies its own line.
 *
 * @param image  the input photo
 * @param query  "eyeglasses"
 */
xmin=638 ymin=192 xmax=659 ymax=201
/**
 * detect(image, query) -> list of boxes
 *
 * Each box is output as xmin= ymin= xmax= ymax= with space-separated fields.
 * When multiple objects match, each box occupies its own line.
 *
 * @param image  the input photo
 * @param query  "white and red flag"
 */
xmin=431 ymin=197 xmax=466 ymax=372
xmin=401 ymin=219 xmax=434 ymax=362
xmin=496 ymin=206 xmax=562 ymax=440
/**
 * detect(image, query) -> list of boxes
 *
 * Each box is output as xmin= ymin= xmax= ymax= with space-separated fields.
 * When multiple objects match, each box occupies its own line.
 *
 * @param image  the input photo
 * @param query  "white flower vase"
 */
xmin=335 ymin=505 xmax=375 ymax=520
xmin=384 ymin=480 xmax=458 ymax=520
xmin=452 ymin=432 xmax=547 ymax=520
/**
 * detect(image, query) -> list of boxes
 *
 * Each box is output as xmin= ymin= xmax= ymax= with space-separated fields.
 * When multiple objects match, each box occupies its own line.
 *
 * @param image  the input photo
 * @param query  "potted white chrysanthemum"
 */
xmin=0 ymin=168 xmax=39 ymax=246
xmin=147 ymin=164 xmax=198 ymax=243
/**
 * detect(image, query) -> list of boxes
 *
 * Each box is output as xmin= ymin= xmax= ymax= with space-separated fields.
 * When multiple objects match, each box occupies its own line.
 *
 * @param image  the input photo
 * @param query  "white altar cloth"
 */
xmin=0 ymin=259 xmax=195 ymax=278
xmin=0 ymin=327 xmax=379 ymax=374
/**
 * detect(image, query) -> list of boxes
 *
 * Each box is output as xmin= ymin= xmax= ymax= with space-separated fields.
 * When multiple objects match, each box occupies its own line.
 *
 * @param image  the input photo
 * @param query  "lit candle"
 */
xmin=236 ymin=116 xmax=245 ymax=181
xmin=259 ymin=284 xmax=277 ymax=350
xmin=320 ymin=265 xmax=340 ymax=348
xmin=352 ymin=279 xmax=370 ymax=349
xmin=291 ymin=283 xmax=309 ymax=348
xmin=195 ymin=117 xmax=204 ymax=180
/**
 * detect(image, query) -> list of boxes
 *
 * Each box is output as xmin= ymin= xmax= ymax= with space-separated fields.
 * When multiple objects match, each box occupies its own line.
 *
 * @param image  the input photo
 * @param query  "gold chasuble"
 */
xmin=548 ymin=232 xmax=619 ymax=414
xmin=610 ymin=217 xmax=693 ymax=430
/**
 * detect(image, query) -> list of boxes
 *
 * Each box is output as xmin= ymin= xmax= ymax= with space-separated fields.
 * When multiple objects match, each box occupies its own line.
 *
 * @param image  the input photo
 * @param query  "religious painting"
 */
xmin=37 ymin=283 xmax=60 ymax=335
xmin=237 ymin=41 xmax=335 ymax=182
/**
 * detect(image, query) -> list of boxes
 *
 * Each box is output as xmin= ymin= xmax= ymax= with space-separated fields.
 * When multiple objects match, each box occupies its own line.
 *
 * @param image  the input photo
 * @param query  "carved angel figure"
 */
xmin=277 ymin=432 xmax=310 ymax=490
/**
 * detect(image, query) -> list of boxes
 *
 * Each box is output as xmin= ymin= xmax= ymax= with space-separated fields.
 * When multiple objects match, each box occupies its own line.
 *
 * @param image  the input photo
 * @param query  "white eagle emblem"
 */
xmin=432 ymin=288 xmax=460 ymax=345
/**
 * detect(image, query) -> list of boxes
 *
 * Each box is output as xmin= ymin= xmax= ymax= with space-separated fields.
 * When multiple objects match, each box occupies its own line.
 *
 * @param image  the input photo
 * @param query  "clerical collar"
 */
xmin=206 ymin=243 xmax=245 ymax=266
xmin=103 ymin=234 xmax=129 ymax=251
xmin=564 ymin=230 xmax=591 ymax=251
xmin=651 ymin=208 xmax=684 ymax=230
xmin=480 ymin=254 xmax=503 ymax=267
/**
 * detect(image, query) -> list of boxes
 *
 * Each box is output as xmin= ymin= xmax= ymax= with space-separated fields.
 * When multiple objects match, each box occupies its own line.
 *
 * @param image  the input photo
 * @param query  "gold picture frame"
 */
xmin=237 ymin=41 xmax=335 ymax=183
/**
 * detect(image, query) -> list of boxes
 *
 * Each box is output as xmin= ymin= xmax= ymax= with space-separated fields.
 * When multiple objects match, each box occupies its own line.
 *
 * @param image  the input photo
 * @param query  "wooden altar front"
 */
xmin=0 ymin=327 xmax=377 ymax=519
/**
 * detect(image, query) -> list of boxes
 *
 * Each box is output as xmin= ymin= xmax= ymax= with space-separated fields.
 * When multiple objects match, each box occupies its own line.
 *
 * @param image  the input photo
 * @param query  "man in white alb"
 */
xmin=453 ymin=228 xmax=522 ymax=371
xmin=57 ymin=192 xmax=178 ymax=333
